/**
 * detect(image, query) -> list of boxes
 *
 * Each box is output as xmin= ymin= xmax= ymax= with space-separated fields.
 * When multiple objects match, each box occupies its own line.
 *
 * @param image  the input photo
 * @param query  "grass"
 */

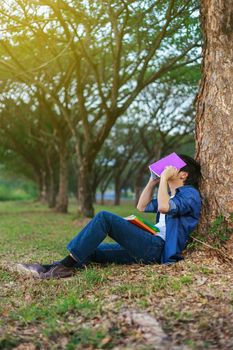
xmin=0 ymin=200 xmax=233 ymax=349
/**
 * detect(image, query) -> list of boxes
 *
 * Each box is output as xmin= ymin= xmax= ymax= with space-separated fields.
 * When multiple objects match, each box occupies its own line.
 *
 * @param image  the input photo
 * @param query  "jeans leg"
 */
xmin=67 ymin=211 xmax=164 ymax=266
xmin=58 ymin=243 xmax=138 ymax=268
xmin=88 ymin=243 xmax=140 ymax=265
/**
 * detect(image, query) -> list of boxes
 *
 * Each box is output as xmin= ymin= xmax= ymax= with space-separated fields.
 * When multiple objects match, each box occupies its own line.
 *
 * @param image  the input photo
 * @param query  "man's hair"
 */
xmin=177 ymin=154 xmax=201 ymax=189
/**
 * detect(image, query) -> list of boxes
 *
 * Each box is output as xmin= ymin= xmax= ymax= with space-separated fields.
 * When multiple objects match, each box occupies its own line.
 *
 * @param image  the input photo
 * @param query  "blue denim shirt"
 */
xmin=144 ymin=185 xmax=202 ymax=264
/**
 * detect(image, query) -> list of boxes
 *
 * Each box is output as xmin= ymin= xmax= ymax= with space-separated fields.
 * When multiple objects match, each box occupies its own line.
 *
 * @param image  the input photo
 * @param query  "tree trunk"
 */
xmin=38 ymin=171 xmax=47 ymax=204
xmin=195 ymin=0 xmax=233 ymax=232
xmin=93 ymin=191 xmax=97 ymax=204
xmin=56 ymin=149 xmax=68 ymax=213
xmin=99 ymin=173 xmax=113 ymax=206
xmin=92 ymin=178 xmax=98 ymax=204
xmin=114 ymin=175 xmax=121 ymax=206
xmin=123 ymin=188 xmax=128 ymax=198
xmin=76 ymin=174 xmax=79 ymax=202
xmin=101 ymin=191 xmax=105 ymax=205
xmin=46 ymin=158 xmax=56 ymax=208
xmin=47 ymin=176 xmax=56 ymax=208
xmin=134 ymin=175 xmax=143 ymax=207
xmin=77 ymin=161 xmax=94 ymax=217
xmin=114 ymin=189 xmax=121 ymax=206
xmin=134 ymin=165 xmax=148 ymax=206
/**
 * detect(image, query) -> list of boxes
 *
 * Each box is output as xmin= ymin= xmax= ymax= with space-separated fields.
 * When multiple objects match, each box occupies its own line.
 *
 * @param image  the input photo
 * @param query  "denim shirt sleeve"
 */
xmin=167 ymin=193 xmax=194 ymax=216
xmin=144 ymin=199 xmax=158 ymax=213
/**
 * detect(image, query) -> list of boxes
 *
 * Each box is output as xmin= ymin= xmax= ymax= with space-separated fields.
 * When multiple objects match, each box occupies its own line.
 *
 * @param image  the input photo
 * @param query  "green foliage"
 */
xmin=0 ymin=0 xmax=201 ymax=209
xmin=0 ymin=181 xmax=36 ymax=201
xmin=0 ymin=186 xmax=28 ymax=201
xmin=161 ymin=63 xmax=201 ymax=85
xmin=208 ymin=214 xmax=232 ymax=248
xmin=188 ymin=213 xmax=233 ymax=252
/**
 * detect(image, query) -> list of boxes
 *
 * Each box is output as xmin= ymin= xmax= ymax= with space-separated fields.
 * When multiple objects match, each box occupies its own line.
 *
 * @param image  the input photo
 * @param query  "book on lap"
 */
xmin=124 ymin=215 xmax=160 ymax=235
xmin=149 ymin=152 xmax=187 ymax=180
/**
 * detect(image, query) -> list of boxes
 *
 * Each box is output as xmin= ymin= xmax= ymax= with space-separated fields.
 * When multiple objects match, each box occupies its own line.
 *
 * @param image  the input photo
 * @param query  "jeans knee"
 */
xmin=96 ymin=210 xmax=110 ymax=217
xmin=96 ymin=210 xmax=114 ymax=223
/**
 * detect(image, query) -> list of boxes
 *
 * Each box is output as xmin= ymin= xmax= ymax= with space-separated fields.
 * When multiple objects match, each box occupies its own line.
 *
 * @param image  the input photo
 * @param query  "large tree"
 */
xmin=195 ymin=0 xmax=233 ymax=233
xmin=0 ymin=0 xmax=200 ymax=217
xmin=0 ymin=99 xmax=60 ymax=206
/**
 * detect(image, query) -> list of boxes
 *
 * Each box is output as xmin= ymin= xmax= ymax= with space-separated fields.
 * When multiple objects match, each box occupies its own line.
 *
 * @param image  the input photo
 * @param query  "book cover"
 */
xmin=149 ymin=152 xmax=187 ymax=179
xmin=124 ymin=215 xmax=160 ymax=235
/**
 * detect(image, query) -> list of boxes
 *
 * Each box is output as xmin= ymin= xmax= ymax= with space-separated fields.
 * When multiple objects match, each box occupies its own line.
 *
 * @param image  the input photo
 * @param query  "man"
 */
xmin=17 ymin=154 xmax=202 ymax=279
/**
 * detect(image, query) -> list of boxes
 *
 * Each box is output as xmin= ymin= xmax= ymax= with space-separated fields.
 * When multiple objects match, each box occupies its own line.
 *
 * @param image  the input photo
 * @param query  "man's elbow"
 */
xmin=136 ymin=204 xmax=145 ymax=212
xmin=158 ymin=204 xmax=170 ymax=214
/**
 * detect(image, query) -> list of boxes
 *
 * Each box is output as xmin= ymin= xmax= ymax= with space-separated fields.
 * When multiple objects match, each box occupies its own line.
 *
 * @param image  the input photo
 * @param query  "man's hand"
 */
xmin=161 ymin=166 xmax=179 ymax=181
xmin=149 ymin=176 xmax=160 ymax=185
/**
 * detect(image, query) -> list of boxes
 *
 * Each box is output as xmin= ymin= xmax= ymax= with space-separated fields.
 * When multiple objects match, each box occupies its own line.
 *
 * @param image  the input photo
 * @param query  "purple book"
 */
xmin=149 ymin=152 xmax=187 ymax=179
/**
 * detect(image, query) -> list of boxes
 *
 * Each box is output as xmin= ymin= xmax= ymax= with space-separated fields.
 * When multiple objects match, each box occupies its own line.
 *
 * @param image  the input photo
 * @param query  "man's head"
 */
xmin=177 ymin=154 xmax=201 ymax=189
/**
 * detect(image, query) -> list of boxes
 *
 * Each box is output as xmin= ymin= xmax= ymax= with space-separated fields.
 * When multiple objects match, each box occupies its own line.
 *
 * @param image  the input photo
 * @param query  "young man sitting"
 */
xmin=17 ymin=154 xmax=202 ymax=279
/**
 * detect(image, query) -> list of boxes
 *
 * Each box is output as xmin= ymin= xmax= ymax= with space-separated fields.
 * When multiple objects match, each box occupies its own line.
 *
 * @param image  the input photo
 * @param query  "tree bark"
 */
xmin=99 ymin=174 xmax=113 ymax=206
xmin=92 ymin=176 xmax=98 ymax=204
xmin=195 ymin=0 xmax=233 ymax=232
xmin=56 ymin=149 xmax=68 ymax=213
xmin=38 ymin=171 xmax=47 ymax=204
xmin=47 ymin=176 xmax=56 ymax=208
xmin=76 ymin=175 xmax=79 ymax=202
xmin=93 ymin=191 xmax=97 ymax=204
xmin=134 ymin=174 xmax=143 ymax=207
xmin=114 ymin=175 xmax=121 ymax=206
xmin=77 ymin=160 xmax=94 ymax=217
xmin=46 ymin=156 xmax=57 ymax=208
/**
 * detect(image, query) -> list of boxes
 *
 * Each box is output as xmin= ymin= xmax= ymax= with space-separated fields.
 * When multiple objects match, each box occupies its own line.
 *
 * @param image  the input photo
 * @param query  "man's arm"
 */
xmin=136 ymin=178 xmax=159 ymax=212
xmin=157 ymin=176 xmax=170 ymax=213
xmin=157 ymin=166 xmax=179 ymax=213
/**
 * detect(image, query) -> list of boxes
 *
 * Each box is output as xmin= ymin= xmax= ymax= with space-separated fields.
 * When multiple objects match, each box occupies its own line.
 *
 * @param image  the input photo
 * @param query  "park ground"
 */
xmin=0 ymin=201 xmax=232 ymax=350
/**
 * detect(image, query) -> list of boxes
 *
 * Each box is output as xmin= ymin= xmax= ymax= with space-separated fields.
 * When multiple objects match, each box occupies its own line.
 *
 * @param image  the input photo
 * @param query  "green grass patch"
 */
xmin=111 ymin=282 xmax=149 ymax=298
xmin=80 ymin=268 xmax=108 ymax=286
xmin=0 ymin=336 xmax=20 ymax=350
xmin=65 ymin=328 xmax=112 ymax=350
xmin=10 ymin=297 xmax=100 ymax=326
xmin=149 ymin=274 xmax=193 ymax=292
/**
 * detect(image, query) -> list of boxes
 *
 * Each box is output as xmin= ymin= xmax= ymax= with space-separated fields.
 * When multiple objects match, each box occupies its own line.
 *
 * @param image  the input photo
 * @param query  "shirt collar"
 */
xmin=176 ymin=185 xmax=196 ymax=192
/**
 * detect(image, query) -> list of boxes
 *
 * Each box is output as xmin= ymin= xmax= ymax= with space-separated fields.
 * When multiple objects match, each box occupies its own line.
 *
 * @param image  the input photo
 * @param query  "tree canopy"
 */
xmin=0 ymin=0 xmax=201 ymax=216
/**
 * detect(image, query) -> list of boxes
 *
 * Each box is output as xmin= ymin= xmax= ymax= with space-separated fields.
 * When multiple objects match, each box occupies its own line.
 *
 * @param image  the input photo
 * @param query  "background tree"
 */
xmin=101 ymin=80 xmax=197 ymax=205
xmin=93 ymin=81 xmax=196 ymax=206
xmin=131 ymin=83 xmax=196 ymax=203
xmin=91 ymin=144 xmax=114 ymax=204
xmin=0 ymin=0 xmax=201 ymax=217
xmin=195 ymin=0 xmax=233 ymax=234
xmin=0 ymin=88 xmax=71 ymax=213
xmin=0 ymin=99 xmax=60 ymax=206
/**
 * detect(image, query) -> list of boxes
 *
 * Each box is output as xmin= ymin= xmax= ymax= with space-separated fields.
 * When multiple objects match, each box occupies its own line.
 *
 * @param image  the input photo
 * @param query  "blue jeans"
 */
xmin=67 ymin=211 xmax=164 ymax=267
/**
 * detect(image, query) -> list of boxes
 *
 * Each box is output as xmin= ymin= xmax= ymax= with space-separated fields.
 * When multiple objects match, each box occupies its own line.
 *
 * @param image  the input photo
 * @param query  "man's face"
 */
xmin=162 ymin=166 xmax=188 ymax=183
xmin=176 ymin=170 xmax=189 ymax=183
